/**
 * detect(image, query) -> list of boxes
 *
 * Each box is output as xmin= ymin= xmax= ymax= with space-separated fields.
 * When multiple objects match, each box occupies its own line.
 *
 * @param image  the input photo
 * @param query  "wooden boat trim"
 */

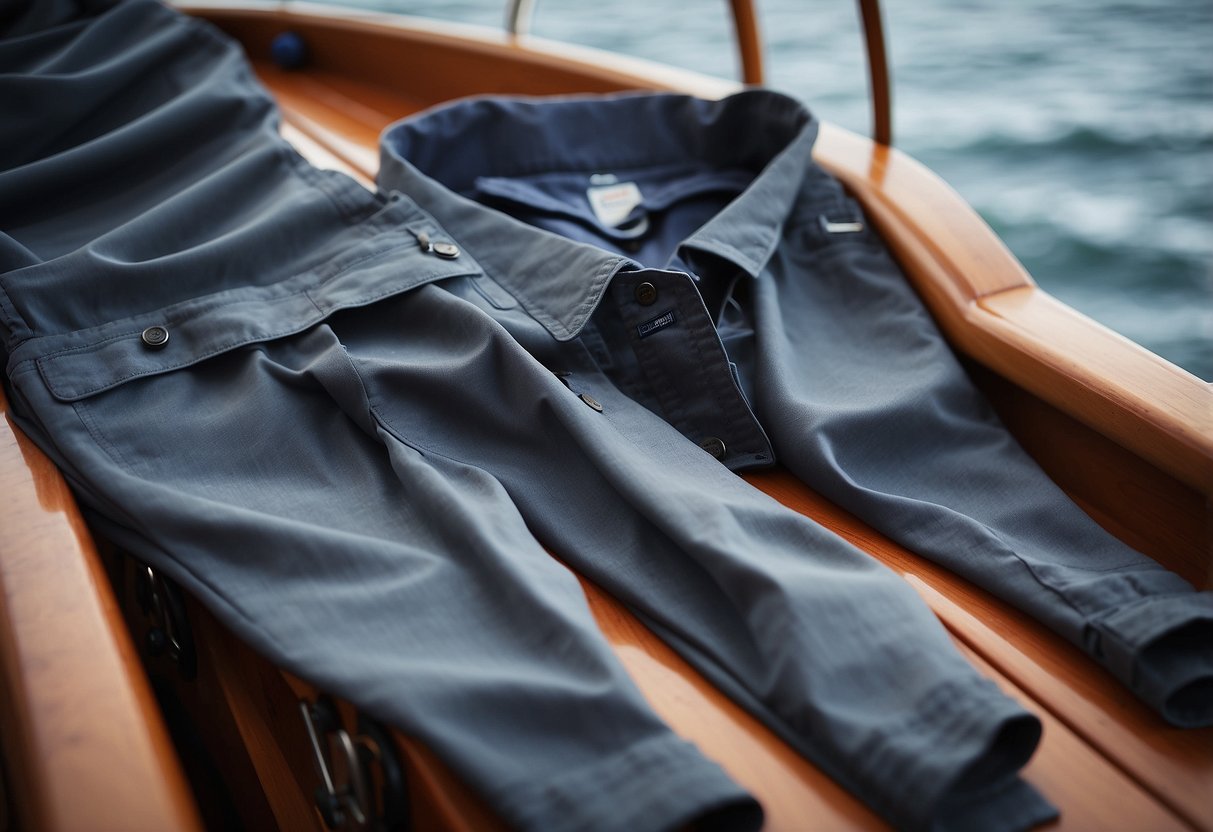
xmin=0 ymin=390 xmax=202 ymax=832
xmin=182 ymin=0 xmax=742 ymax=99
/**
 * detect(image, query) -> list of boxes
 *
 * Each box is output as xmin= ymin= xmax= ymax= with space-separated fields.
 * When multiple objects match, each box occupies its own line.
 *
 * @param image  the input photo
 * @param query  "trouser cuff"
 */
xmin=491 ymin=733 xmax=763 ymax=832
xmin=856 ymin=676 xmax=1054 ymax=832
xmin=932 ymin=773 xmax=1057 ymax=832
xmin=1093 ymin=591 xmax=1213 ymax=727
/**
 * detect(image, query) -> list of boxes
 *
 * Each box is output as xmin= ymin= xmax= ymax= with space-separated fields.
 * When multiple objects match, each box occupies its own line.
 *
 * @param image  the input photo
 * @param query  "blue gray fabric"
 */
xmin=380 ymin=93 xmax=1213 ymax=732
xmin=0 ymin=3 xmax=1206 ymax=832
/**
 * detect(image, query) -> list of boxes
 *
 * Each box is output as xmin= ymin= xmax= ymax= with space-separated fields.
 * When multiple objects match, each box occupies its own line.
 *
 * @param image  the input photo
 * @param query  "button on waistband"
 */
xmin=141 ymin=325 xmax=169 ymax=349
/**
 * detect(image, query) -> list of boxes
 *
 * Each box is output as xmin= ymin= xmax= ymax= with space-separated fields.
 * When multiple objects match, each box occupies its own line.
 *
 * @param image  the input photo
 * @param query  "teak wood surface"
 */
xmin=0 ymin=393 xmax=202 ymax=832
xmin=1 ymin=4 xmax=1210 ymax=831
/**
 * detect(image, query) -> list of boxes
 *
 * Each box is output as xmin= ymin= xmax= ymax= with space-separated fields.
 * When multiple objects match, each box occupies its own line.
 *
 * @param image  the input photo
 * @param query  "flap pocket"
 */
xmin=36 ymin=197 xmax=484 ymax=402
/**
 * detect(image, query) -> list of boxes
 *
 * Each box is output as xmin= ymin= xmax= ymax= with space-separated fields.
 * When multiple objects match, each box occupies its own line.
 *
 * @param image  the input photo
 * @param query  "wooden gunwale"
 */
xmin=0 ymin=394 xmax=202 ymax=832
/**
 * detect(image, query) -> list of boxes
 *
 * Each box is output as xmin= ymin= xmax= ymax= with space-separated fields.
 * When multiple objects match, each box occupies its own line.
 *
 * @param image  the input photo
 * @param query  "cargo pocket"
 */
xmin=32 ymin=196 xmax=485 ymax=478
xmin=36 ymin=198 xmax=482 ymax=402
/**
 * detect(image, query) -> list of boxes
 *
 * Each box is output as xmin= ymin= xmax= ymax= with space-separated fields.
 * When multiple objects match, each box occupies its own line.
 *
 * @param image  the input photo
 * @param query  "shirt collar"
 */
xmin=377 ymin=90 xmax=817 ymax=340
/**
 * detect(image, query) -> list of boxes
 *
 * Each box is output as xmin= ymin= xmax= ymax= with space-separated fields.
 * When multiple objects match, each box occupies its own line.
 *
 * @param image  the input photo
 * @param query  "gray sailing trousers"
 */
xmin=2 ymin=2 xmax=1208 ymax=831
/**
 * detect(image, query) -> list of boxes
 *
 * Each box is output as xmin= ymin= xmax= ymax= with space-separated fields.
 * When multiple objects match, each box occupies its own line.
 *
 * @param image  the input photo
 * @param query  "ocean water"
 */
xmin=337 ymin=0 xmax=1213 ymax=379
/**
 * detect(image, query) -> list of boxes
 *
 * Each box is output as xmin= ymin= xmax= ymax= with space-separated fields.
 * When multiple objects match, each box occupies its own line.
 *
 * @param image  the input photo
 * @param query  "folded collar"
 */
xmin=378 ymin=90 xmax=817 ymax=340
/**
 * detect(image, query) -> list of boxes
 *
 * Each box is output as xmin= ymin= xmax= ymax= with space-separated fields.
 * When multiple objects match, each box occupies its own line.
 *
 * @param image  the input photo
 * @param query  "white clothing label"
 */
xmin=587 ymin=181 xmax=644 ymax=228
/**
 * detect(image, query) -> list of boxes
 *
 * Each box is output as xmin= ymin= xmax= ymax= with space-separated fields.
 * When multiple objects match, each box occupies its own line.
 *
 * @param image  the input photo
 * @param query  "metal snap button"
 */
xmin=579 ymin=392 xmax=604 ymax=412
xmin=141 ymin=325 xmax=170 ymax=349
xmin=699 ymin=437 xmax=727 ymax=460
xmin=432 ymin=242 xmax=460 ymax=259
xmin=634 ymin=282 xmax=658 ymax=306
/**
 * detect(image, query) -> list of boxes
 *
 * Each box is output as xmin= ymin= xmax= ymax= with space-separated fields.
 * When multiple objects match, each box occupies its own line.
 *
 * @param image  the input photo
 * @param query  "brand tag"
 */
xmin=637 ymin=309 xmax=676 ymax=338
xmin=587 ymin=181 xmax=644 ymax=228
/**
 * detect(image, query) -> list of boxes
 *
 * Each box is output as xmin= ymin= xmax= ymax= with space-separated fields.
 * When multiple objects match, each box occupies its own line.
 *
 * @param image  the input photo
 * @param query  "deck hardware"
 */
xmin=300 ymin=697 xmax=372 ymax=830
xmin=354 ymin=715 xmax=413 ymax=831
xmin=135 ymin=564 xmax=196 ymax=679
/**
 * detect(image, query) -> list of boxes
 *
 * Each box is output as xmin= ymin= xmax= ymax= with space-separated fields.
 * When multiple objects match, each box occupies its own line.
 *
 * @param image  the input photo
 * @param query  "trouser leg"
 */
xmin=8 ymin=322 xmax=759 ymax=832
xmin=745 ymin=166 xmax=1213 ymax=727
xmin=342 ymin=285 xmax=1056 ymax=832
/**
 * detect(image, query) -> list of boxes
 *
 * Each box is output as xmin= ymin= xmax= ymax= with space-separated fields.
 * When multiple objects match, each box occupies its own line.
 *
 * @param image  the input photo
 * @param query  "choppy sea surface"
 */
xmin=333 ymin=0 xmax=1213 ymax=379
